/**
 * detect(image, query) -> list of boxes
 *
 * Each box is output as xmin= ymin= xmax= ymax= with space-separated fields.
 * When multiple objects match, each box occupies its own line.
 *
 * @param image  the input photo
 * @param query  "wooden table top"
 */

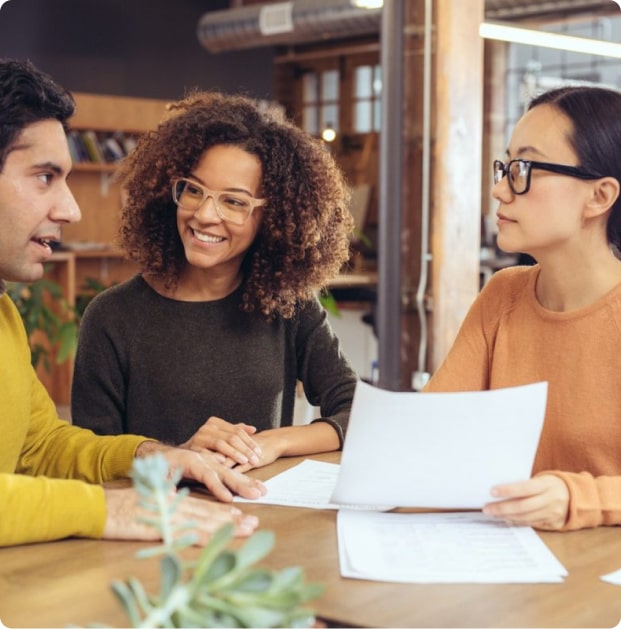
xmin=2 ymin=452 xmax=621 ymax=628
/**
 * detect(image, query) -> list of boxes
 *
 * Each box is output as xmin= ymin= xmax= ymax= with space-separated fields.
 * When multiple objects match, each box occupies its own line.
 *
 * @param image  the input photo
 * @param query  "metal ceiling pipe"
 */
xmin=197 ymin=0 xmax=611 ymax=54
xmin=197 ymin=0 xmax=381 ymax=53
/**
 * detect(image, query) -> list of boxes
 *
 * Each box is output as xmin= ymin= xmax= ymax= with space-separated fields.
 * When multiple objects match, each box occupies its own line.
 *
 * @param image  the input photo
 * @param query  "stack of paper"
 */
xmin=234 ymin=459 xmax=392 ymax=511
xmin=236 ymin=381 xmax=568 ymax=584
xmin=337 ymin=510 xmax=567 ymax=583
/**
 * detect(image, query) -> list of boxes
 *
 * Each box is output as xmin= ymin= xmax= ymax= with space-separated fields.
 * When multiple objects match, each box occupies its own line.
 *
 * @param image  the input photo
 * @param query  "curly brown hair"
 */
xmin=117 ymin=90 xmax=354 ymax=319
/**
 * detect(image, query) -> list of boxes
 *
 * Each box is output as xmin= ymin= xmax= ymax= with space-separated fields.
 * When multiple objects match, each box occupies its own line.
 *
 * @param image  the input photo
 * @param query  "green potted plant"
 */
xmin=6 ymin=273 xmax=114 ymax=372
xmin=97 ymin=454 xmax=324 ymax=628
xmin=6 ymin=277 xmax=78 ymax=372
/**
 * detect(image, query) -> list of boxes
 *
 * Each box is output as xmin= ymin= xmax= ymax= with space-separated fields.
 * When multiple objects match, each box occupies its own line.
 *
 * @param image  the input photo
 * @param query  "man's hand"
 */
xmin=135 ymin=441 xmax=266 ymax=502
xmin=181 ymin=416 xmax=262 ymax=467
xmin=482 ymin=474 xmax=570 ymax=530
xmin=102 ymin=487 xmax=259 ymax=544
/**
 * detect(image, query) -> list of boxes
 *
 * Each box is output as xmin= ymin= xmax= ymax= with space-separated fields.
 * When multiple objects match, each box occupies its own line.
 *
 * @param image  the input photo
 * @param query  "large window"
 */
xmin=276 ymin=45 xmax=382 ymax=246
xmin=505 ymin=14 xmax=621 ymax=138
xmin=281 ymin=48 xmax=381 ymax=138
xmin=302 ymin=68 xmax=340 ymax=135
xmin=353 ymin=63 xmax=382 ymax=133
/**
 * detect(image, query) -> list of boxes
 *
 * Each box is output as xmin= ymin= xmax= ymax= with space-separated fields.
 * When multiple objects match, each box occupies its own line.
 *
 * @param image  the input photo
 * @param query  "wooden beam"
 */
xmin=429 ymin=0 xmax=484 ymax=371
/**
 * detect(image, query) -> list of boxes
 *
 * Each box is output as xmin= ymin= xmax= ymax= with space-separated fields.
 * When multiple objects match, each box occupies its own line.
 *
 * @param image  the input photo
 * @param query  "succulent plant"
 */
xmin=107 ymin=454 xmax=324 ymax=628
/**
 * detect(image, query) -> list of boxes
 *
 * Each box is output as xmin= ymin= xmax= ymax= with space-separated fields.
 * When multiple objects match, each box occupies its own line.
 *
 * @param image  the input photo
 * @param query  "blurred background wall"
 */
xmin=0 ymin=0 xmax=275 ymax=100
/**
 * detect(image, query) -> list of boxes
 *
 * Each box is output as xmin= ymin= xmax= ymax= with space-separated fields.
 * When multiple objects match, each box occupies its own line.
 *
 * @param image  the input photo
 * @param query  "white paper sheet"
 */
xmin=338 ymin=510 xmax=567 ymax=583
xmin=601 ymin=568 xmax=621 ymax=585
xmin=234 ymin=459 xmax=393 ymax=510
xmin=332 ymin=380 xmax=548 ymax=508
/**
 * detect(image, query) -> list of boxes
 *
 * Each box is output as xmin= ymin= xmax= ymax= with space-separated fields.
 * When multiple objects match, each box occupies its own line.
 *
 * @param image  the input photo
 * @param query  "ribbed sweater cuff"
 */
xmin=540 ymin=470 xmax=603 ymax=531
xmin=311 ymin=418 xmax=344 ymax=449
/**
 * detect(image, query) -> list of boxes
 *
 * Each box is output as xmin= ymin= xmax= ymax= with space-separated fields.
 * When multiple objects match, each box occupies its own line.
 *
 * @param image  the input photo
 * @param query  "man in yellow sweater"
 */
xmin=0 ymin=58 xmax=265 ymax=547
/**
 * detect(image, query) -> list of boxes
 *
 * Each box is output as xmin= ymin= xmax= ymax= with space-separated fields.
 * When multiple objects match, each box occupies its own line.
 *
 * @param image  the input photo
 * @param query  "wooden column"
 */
xmin=399 ymin=0 xmax=484 ymax=386
xmin=428 ymin=0 xmax=484 ymax=371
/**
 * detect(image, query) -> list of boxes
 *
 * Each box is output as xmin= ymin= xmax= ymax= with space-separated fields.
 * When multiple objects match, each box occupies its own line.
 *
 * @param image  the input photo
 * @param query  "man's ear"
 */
xmin=585 ymin=177 xmax=620 ymax=218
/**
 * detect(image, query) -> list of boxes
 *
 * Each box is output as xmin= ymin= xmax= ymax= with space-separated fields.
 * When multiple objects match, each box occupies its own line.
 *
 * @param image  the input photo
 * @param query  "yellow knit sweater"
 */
xmin=425 ymin=265 xmax=621 ymax=530
xmin=0 ymin=292 xmax=145 ymax=546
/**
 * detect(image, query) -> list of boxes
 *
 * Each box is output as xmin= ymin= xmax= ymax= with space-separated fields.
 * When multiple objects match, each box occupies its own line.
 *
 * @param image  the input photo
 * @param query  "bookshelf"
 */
xmin=39 ymin=92 xmax=170 ymax=404
xmin=61 ymin=92 xmax=170 ymax=247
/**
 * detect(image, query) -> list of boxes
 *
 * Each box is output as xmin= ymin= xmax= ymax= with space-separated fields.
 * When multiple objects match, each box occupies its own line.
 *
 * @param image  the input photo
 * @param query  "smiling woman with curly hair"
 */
xmin=71 ymin=90 xmax=359 ymax=472
xmin=119 ymin=91 xmax=354 ymax=319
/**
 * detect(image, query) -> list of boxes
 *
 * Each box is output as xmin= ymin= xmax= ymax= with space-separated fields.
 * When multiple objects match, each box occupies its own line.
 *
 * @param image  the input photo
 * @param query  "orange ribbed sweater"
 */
xmin=425 ymin=265 xmax=621 ymax=530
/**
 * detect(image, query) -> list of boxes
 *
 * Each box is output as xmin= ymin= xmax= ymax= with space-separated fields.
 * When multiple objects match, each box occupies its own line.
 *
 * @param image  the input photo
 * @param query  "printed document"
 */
xmin=601 ymin=568 xmax=621 ymax=585
xmin=337 ymin=510 xmax=567 ymax=583
xmin=234 ymin=459 xmax=392 ymax=510
xmin=332 ymin=380 xmax=548 ymax=508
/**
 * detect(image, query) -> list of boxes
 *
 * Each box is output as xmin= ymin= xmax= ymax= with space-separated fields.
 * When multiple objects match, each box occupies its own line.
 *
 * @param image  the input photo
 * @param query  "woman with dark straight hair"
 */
xmin=425 ymin=86 xmax=621 ymax=532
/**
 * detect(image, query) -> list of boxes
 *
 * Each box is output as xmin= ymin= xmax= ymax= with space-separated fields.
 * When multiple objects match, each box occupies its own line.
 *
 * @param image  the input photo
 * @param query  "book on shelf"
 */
xmin=67 ymin=130 xmax=88 ymax=163
xmin=101 ymin=134 xmax=125 ymax=162
xmin=80 ymin=130 xmax=105 ymax=163
xmin=67 ymin=129 xmax=139 ymax=165
xmin=119 ymin=133 xmax=138 ymax=155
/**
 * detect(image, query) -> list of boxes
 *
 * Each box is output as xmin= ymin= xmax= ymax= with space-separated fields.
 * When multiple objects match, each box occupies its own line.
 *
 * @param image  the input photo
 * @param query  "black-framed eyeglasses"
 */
xmin=172 ymin=177 xmax=266 ymax=225
xmin=493 ymin=159 xmax=604 ymax=195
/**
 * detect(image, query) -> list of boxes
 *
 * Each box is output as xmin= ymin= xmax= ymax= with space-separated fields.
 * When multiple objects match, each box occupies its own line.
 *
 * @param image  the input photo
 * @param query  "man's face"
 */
xmin=0 ymin=119 xmax=80 ymax=283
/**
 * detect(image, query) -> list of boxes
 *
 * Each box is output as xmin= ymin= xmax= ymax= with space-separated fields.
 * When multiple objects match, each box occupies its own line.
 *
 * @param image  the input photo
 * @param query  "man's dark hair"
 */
xmin=0 ymin=58 xmax=75 ymax=171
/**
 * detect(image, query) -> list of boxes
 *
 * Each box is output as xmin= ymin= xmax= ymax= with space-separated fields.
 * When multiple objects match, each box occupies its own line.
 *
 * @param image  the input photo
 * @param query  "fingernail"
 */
xmin=238 ymin=517 xmax=257 ymax=531
xmin=250 ymin=455 xmax=259 ymax=465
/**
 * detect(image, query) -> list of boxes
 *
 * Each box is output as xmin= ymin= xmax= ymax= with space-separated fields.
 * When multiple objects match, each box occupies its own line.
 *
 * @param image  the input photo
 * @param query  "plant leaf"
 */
xmin=191 ymin=523 xmax=234 ymax=585
xmin=125 ymin=576 xmax=154 ymax=615
xmin=110 ymin=580 xmax=143 ymax=626
xmin=56 ymin=321 xmax=78 ymax=362
xmin=231 ymin=604 xmax=287 ymax=628
xmin=232 ymin=569 xmax=274 ymax=593
xmin=318 ymin=289 xmax=341 ymax=317
xmin=159 ymin=554 xmax=183 ymax=600
xmin=202 ymin=551 xmax=237 ymax=585
xmin=286 ymin=610 xmax=317 ymax=628
xmin=270 ymin=565 xmax=304 ymax=591
xmin=234 ymin=530 xmax=275 ymax=570
xmin=135 ymin=544 xmax=169 ymax=560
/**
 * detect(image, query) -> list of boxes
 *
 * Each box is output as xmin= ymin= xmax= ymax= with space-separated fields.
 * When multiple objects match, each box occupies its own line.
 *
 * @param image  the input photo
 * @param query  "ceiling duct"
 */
xmin=198 ymin=0 xmax=618 ymax=53
xmin=197 ymin=0 xmax=382 ymax=53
